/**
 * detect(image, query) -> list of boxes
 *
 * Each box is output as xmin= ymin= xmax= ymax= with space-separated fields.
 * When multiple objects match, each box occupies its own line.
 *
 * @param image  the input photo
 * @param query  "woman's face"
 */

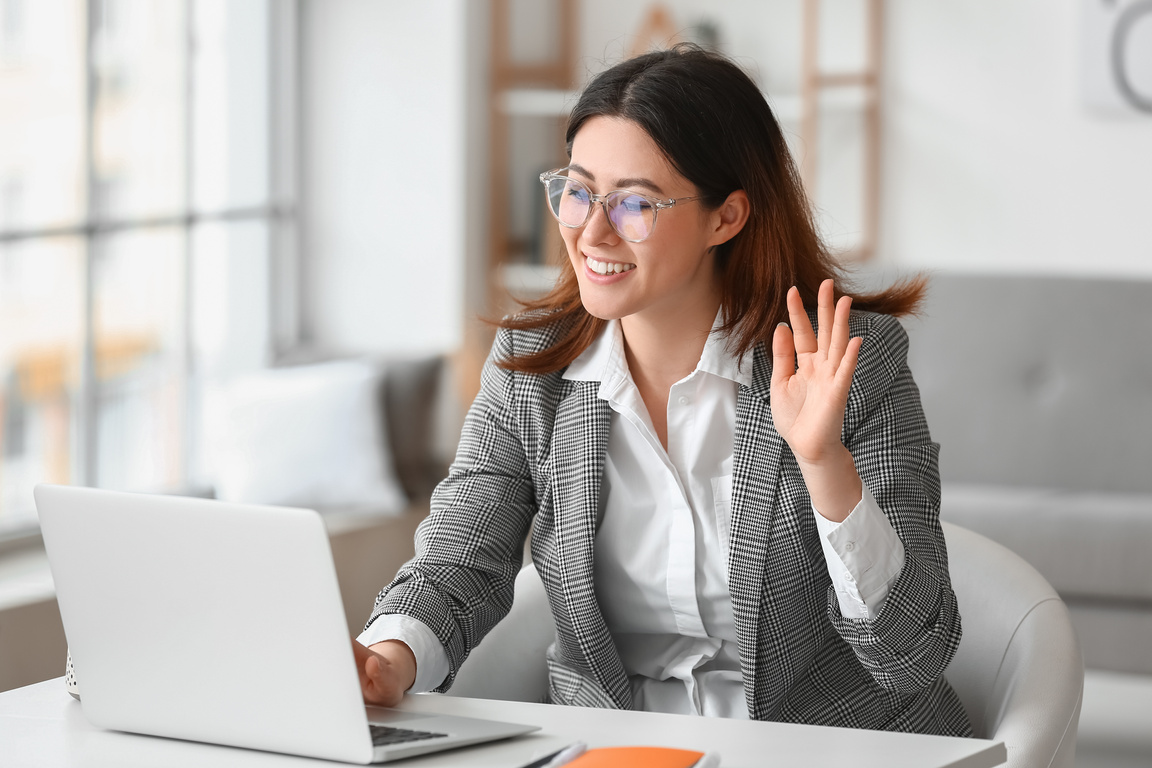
xmin=561 ymin=116 xmax=729 ymax=326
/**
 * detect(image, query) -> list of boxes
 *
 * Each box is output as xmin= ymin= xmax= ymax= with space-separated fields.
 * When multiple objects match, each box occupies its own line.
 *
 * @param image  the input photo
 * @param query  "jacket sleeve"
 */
xmin=826 ymin=312 xmax=962 ymax=697
xmin=363 ymin=328 xmax=537 ymax=691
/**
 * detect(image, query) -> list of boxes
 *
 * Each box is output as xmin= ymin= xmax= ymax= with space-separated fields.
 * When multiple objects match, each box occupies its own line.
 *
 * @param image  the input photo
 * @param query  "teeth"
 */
xmin=587 ymin=256 xmax=635 ymax=276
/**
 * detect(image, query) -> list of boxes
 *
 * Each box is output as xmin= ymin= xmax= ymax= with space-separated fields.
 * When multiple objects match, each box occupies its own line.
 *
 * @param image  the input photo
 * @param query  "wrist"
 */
xmin=793 ymin=442 xmax=854 ymax=474
xmin=796 ymin=445 xmax=862 ymax=523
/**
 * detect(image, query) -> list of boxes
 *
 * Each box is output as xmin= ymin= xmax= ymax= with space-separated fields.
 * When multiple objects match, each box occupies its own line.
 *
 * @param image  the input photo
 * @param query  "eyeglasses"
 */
xmin=539 ymin=168 xmax=701 ymax=243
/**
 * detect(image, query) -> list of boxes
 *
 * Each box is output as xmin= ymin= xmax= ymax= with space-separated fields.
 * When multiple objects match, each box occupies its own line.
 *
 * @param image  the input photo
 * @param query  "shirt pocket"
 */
xmin=711 ymin=473 xmax=733 ymax=554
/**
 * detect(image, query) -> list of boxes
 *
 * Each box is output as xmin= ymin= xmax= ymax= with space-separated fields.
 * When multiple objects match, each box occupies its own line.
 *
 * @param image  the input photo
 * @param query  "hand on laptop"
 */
xmin=352 ymin=639 xmax=417 ymax=707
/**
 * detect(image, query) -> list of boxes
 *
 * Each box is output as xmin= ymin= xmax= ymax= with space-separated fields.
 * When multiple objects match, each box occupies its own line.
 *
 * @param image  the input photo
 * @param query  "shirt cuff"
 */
xmin=357 ymin=614 xmax=451 ymax=693
xmin=813 ymin=484 xmax=905 ymax=620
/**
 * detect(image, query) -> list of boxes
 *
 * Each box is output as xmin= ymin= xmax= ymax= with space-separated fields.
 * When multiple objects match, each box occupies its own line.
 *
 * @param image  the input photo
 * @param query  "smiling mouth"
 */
xmin=585 ymin=255 xmax=636 ymax=275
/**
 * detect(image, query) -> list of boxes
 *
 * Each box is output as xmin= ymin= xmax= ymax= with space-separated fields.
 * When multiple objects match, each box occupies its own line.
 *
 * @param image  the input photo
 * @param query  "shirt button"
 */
xmin=845 ymin=541 xmax=856 ymax=552
xmin=844 ymin=572 xmax=855 ymax=583
xmin=677 ymin=396 xmax=689 ymax=406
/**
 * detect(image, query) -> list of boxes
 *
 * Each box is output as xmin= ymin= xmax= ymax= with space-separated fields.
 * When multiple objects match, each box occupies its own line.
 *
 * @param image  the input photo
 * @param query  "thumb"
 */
xmin=772 ymin=322 xmax=795 ymax=390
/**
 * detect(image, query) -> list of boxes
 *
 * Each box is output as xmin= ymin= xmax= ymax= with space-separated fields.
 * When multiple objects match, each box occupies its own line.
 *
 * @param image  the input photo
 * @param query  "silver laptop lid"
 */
xmin=36 ymin=484 xmax=375 ymax=764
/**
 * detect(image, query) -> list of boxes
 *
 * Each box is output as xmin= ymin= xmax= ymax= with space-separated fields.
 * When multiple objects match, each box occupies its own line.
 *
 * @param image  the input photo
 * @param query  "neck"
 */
xmin=619 ymin=296 xmax=721 ymax=390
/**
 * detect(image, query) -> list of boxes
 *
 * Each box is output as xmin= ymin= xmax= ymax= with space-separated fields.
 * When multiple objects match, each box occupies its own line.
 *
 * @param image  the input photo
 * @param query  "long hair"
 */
xmin=498 ymin=44 xmax=923 ymax=373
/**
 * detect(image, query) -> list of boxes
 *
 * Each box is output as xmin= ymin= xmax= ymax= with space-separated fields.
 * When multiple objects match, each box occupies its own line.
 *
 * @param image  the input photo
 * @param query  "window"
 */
xmin=0 ymin=0 xmax=26 ymax=61
xmin=0 ymin=0 xmax=298 ymax=538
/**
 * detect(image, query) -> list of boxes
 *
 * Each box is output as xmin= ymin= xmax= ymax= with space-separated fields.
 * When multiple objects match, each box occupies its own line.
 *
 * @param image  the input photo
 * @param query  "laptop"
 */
xmin=34 ymin=484 xmax=539 ymax=763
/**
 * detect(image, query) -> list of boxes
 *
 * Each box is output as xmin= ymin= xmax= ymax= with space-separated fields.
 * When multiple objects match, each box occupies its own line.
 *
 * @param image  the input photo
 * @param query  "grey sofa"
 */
xmin=900 ymin=272 xmax=1152 ymax=675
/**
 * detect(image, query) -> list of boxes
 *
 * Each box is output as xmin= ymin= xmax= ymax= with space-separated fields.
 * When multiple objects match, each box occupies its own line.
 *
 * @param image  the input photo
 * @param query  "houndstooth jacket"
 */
xmin=368 ymin=309 xmax=973 ymax=736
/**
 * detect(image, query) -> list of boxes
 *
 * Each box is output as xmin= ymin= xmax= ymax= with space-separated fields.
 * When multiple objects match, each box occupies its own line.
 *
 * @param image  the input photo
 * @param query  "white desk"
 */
xmin=0 ymin=678 xmax=1006 ymax=768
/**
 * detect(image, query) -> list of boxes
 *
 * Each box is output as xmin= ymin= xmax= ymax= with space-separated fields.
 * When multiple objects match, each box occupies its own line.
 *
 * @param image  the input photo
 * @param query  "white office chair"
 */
xmin=941 ymin=520 xmax=1083 ymax=768
xmin=448 ymin=563 xmax=555 ymax=702
xmin=452 ymin=524 xmax=1085 ymax=768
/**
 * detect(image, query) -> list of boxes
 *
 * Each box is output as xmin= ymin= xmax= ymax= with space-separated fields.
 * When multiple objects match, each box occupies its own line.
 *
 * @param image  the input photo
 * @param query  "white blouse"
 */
xmin=359 ymin=317 xmax=906 ymax=714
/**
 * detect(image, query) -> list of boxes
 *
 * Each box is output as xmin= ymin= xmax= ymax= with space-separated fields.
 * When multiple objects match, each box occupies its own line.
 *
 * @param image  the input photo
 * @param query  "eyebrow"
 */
xmin=568 ymin=163 xmax=667 ymax=196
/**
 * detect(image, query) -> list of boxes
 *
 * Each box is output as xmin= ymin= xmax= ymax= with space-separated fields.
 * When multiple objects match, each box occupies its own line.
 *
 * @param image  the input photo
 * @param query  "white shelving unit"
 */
xmin=497 ymin=87 xmax=869 ymax=123
xmin=500 ymin=262 xmax=564 ymax=299
xmin=498 ymin=88 xmax=581 ymax=117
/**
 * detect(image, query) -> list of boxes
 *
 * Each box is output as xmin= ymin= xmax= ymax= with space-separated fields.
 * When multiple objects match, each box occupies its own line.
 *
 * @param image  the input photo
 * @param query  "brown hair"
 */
xmin=498 ymin=44 xmax=924 ymax=374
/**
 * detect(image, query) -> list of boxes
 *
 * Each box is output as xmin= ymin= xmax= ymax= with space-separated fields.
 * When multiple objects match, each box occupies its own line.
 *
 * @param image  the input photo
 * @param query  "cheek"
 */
xmin=561 ymin=228 xmax=580 ymax=260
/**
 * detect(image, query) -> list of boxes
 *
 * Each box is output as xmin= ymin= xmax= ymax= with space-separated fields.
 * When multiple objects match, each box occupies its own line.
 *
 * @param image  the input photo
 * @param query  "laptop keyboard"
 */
xmin=369 ymin=724 xmax=449 ymax=747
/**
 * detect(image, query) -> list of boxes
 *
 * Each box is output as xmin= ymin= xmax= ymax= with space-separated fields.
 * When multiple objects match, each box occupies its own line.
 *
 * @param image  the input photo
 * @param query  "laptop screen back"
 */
xmin=36 ymin=484 xmax=374 ymax=764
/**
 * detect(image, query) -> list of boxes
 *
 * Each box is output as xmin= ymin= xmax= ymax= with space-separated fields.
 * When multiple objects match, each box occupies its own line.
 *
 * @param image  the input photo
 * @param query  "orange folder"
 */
xmin=564 ymin=746 xmax=707 ymax=768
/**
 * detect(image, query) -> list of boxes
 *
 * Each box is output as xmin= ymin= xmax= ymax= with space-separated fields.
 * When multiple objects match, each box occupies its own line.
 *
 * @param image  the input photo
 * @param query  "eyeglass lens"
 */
xmin=545 ymin=176 xmax=656 ymax=242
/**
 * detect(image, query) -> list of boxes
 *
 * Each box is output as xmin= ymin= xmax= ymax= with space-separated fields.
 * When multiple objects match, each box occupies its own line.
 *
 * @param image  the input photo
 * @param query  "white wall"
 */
xmin=299 ymin=1 xmax=1151 ymax=360
xmin=880 ymin=1 xmax=1152 ymax=278
xmin=579 ymin=1 xmax=1152 ymax=279
xmin=300 ymin=0 xmax=468 ymax=354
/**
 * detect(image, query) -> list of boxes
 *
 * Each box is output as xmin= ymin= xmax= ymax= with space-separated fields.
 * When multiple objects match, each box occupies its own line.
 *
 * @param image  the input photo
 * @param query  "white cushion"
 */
xmin=207 ymin=360 xmax=406 ymax=513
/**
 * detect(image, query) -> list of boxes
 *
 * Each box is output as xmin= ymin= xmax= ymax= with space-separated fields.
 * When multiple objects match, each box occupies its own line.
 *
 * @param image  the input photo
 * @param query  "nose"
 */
xmin=581 ymin=197 xmax=619 ymax=245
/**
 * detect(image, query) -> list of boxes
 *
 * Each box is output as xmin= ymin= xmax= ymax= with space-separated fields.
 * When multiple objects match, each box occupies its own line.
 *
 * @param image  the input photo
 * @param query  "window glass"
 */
xmin=0 ymin=238 xmax=83 ymax=533
xmin=191 ymin=0 xmax=271 ymax=213
xmin=0 ymin=0 xmax=288 ymax=540
xmin=92 ymin=227 xmax=185 ymax=492
xmin=92 ymin=0 xmax=187 ymax=221
xmin=0 ymin=0 xmax=86 ymax=231
xmin=189 ymin=218 xmax=272 ymax=489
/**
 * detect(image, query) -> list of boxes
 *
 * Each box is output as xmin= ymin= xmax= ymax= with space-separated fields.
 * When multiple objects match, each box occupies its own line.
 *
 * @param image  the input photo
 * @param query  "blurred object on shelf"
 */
xmin=629 ymin=4 xmax=680 ymax=57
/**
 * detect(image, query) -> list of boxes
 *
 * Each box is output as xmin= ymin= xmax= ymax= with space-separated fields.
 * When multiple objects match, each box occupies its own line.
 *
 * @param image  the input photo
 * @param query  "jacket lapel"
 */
xmin=546 ymin=380 xmax=632 ymax=709
xmin=729 ymin=345 xmax=789 ymax=718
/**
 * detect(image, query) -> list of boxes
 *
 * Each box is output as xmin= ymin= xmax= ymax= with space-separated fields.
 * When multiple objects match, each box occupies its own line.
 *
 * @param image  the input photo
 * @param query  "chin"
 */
xmin=577 ymin=298 xmax=623 ymax=321
xmin=582 ymin=307 xmax=624 ymax=322
xmin=576 ymin=286 xmax=628 ymax=321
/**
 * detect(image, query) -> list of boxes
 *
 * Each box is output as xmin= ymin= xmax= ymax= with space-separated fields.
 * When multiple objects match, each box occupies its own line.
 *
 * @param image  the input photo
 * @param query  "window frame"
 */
xmin=0 ymin=0 xmax=299 ymax=542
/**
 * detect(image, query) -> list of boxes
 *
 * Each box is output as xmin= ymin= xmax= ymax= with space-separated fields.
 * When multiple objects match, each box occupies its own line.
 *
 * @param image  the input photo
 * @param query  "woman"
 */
xmin=353 ymin=45 xmax=971 ymax=736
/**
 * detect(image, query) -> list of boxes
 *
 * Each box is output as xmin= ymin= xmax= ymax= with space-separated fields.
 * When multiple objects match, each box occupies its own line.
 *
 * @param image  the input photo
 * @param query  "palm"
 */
xmin=770 ymin=280 xmax=862 ymax=466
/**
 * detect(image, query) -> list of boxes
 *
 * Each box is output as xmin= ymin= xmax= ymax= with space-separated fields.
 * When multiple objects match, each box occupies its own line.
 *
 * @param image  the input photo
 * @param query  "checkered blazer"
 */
xmin=368 ymin=309 xmax=972 ymax=736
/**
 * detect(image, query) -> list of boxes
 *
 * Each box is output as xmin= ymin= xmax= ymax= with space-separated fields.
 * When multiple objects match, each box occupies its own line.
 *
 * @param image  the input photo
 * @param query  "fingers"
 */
xmin=789 ymin=280 xmax=851 ymax=357
xmin=352 ymin=639 xmax=372 ymax=689
xmin=786 ymin=285 xmax=817 ymax=354
xmin=353 ymin=640 xmax=401 ymax=707
xmin=352 ymin=639 xmax=378 ymax=698
xmin=834 ymin=336 xmax=864 ymax=394
xmin=365 ymin=655 xmax=402 ymax=707
xmin=827 ymin=294 xmax=853 ymax=362
xmin=816 ymin=279 xmax=835 ymax=352
xmin=352 ymin=638 xmax=372 ymax=666
xmin=771 ymin=321 xmax=796 ymax=390
xmin=786 ymin=281 xmax=861 ymax=378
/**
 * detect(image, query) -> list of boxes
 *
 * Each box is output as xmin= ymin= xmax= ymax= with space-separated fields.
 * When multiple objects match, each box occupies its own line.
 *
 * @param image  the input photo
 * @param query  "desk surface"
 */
xmin=0 ymin=678 xmax=1006 ymax=768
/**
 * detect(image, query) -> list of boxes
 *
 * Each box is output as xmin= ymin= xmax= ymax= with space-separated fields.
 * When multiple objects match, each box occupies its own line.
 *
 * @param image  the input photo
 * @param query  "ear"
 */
xmin=707 ymin=189 xmax=750 ymax=249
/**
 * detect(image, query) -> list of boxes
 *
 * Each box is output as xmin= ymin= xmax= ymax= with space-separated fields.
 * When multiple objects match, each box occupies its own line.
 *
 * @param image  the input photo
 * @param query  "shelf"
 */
xmin=497 ymin=87 xmax=869 ymax=122
xmin=499 ymin=88 xmax=582 ymax=117
xmin=500 ymin=262 xmax=562 ymax=297
xmin=767 ymin=88 xmax=872 ymax=123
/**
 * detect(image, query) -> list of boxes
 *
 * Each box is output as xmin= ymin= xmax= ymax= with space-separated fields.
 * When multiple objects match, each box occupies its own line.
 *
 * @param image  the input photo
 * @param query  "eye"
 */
xmin=565 ymin=183 xmax=590 ymax=203
xmin=618 ymin=194 xmax=652 ymax=214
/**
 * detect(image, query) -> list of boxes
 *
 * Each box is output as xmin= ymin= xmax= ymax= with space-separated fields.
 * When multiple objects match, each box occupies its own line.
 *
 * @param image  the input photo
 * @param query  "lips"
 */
xmin=585 ymin=254 xmax=636 ymax=275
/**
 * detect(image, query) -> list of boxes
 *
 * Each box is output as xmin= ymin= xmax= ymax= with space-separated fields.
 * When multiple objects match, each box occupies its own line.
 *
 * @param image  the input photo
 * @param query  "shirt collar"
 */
xmin=697 ymin=311 xmax=752 ymax=386
xmin=563 ymin=311 xmax=752 ymax=388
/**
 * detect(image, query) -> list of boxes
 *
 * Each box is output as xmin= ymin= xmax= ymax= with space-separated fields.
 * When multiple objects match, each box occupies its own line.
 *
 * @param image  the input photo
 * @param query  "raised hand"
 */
xmin=770 ymin=279 xmax=864 ymax=521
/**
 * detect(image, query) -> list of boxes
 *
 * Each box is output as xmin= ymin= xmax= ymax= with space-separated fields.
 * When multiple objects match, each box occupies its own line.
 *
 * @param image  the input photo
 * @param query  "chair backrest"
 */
xmin=942 ymin=521 xmax=1084 ymax=768
xmin=447 ymin=563 xmax=555 ymax=702
xmin=451 ymin=525 xmax=1085 ymax=768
